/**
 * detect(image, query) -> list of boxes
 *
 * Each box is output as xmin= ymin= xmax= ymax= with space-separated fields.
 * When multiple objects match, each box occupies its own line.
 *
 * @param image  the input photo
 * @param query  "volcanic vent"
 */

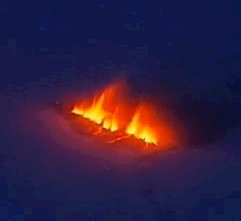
xmin=70 ymin=81 xmax=178 ymax=148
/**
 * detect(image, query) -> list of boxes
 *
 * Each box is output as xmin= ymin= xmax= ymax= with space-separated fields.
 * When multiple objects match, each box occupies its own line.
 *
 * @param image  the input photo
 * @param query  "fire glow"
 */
xmin=71 ymin=82 xmax=175 ymax=147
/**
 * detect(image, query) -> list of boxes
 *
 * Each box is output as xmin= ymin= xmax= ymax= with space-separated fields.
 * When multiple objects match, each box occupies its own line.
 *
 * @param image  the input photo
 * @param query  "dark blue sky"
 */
xmin=0 ymin=1 xmax=240 ymax=54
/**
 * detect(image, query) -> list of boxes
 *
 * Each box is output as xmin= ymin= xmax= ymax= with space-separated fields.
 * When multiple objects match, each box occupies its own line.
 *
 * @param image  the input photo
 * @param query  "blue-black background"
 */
xmin=0 ymin=0 xmax=241 ymax=220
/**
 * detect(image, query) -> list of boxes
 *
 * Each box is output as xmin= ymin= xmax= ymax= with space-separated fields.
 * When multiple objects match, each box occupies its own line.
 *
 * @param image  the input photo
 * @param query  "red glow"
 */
xmin=71 ymin=82 xmax=177 ymax=148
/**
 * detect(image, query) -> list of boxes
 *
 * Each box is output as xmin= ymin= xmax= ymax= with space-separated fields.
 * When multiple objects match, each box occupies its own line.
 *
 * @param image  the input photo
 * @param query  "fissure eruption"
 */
xmin=71 ymin=82 xmax=176 ymax=148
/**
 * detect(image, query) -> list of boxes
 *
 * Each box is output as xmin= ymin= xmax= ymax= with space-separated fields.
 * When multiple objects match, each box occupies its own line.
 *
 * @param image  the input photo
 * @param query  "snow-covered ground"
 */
xmin=1 ymin=77 xmax=240 ymax=220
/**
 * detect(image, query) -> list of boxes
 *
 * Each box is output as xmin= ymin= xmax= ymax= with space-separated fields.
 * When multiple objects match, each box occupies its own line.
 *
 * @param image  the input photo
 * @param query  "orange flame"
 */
xmin=71 ymin=82 xmax=176 ymax=147
xmin=126 ymin=106 xmax=157 ymax=145
xmin=71 ymin=84 xmax=124 ymax=132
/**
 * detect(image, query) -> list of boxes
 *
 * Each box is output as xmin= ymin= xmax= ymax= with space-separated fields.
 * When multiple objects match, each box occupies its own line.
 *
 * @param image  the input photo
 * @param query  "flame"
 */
xmin=71 ymin=82 xmax=176 ymax=147
xmin=72 ymin=93 xmax=107 ymax=125
xmin=126 ymin=106 xmax=158 ymax=145
xmin=71 ymin=84 xmax=124 ymax=132
xmin=102 ymin=107 xmax=119 ymax=132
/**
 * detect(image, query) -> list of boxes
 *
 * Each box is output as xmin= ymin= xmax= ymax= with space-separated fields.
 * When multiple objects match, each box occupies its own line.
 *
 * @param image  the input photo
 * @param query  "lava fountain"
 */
xmin=71 ymin=82 xmax=177 ymax=148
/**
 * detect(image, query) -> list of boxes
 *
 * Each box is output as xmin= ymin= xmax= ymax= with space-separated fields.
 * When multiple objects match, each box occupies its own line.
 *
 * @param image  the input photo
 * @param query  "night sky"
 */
xmin=0 ymin=1 xmax=241 ymax=220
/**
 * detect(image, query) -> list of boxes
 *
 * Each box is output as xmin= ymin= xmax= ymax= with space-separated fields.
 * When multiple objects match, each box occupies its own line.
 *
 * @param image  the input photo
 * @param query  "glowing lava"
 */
xmin=71 ymin=82 xmax=175 ymax=147
xmin=126 ymin=107 xmax=157 ymax=145
xmin=72 ymin=85 xmax=121 ymax=132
